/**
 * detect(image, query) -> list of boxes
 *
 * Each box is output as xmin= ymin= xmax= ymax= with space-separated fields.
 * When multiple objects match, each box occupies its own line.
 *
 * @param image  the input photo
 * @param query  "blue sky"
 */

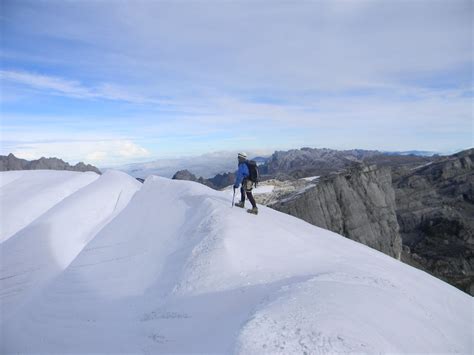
xmin=1 ymin=0 xmax=472 ymax=166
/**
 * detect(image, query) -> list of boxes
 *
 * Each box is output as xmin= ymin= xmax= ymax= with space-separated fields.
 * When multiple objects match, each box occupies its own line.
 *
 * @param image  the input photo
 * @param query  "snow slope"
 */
xmin=0 ymin=171 xmax=141 ymax=320
xmin=0 ymin=170 xmax=99 ymax=242
xmin=1 ymin=172 xmax=472 ymax=354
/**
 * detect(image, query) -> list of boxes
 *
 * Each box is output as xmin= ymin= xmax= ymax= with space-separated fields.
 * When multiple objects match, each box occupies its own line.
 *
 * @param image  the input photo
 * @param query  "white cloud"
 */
xmin=118 ymin=141 xmax=150 ymax=158
xmin=2 ymin=80 xmax=471 ymax=157
xmin=4 ymin=1 xmax=471 ymax=92
xmin=0 ymin=70 xmax=169 ymax=104
xmin=1 ymin=70 xmax=90 ymax=97
xmin=10 ymin=140 xmax=151 ymax=166
xmin=86 ymin=151 xmax=108 ymax=163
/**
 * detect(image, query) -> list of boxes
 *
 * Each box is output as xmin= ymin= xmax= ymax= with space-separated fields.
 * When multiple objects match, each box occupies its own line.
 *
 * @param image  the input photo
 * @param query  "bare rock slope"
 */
xmin=394 ymin=148 xmax=474 ymax=294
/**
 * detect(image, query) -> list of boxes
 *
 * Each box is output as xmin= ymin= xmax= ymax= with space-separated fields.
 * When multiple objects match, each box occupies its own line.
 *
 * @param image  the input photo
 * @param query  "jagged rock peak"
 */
xmin=172 ymin=169 xmax=198 ymax=181
xmin=0 ymin=153 xmax=101 ymax=174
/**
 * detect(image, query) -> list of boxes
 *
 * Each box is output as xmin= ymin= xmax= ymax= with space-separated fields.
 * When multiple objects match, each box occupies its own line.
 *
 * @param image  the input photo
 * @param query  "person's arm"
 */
xmin=234 ymin=164 xmax=249 ymax=188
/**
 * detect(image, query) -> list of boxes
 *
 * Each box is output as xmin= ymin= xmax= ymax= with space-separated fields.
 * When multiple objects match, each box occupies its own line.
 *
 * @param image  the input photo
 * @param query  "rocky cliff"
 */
xmin=394 ymin=148 xmax=474 ymax=295
xmin=172 ymin=170 xmax=235 ymax=190
xmin=207 ymin=172 xmax=235 ymax=189
xmin=270 ymin=164 xmax=402 ymax=259
xmin=263 ymin=149 xmax=473 ymax=295
xmin=0 ymin=153 xmax=101 ymax=174
xmin=172 ymin=170 xmax=217 ymax=189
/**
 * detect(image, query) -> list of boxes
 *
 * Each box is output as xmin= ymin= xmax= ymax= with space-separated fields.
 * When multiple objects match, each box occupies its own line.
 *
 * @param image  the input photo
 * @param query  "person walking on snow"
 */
xmin=234 ymin=152 xmax=258 ymax=215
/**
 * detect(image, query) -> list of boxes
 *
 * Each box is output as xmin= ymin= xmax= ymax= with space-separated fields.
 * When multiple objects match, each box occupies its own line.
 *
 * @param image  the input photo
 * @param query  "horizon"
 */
xmin=3 ymin=145 xmax=472 ymax=170
xmin=1 ymin=0 xmax=472 ymax=166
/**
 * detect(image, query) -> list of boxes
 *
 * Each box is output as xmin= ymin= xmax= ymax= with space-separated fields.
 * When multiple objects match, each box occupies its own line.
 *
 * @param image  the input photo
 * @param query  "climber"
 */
xmin=233 ymin=152 xmax=259 ymax=215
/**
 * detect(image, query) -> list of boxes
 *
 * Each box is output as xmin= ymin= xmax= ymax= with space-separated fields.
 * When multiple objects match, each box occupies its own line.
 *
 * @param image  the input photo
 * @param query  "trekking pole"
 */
xmin=232 ymin=187 xmax=236 ymax=207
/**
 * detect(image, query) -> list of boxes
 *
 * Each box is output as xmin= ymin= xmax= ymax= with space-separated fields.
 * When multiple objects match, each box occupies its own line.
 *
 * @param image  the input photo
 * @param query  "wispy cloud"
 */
xmin=0 ymin=70 xmax=171 ymax=104
xmin=1 ymin=70 xmax=89 ymax=97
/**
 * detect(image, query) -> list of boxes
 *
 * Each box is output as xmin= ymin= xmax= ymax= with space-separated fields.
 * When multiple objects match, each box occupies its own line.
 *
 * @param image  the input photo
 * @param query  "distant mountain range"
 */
xmin=121 ymin=148 xmax=451 ymax=182
xmin=0 ymin=153 xmax=101 ymax=174
xmin=258 ymin=148 xmax=447 ymax=179
xmin=171 ymin=148 xmax=438 ymax=187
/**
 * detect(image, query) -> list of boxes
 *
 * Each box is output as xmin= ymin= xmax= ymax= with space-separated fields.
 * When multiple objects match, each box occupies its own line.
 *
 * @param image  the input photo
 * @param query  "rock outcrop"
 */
xmin=207 ymin=172 xmax=235 ymax=190
xmin=172 ymin=170 xmax=216 ymax=189
xmin=172 ymin=169 xmax=200 ymax=182
xmin=270 ymin=164 xmax=402 ymax=259
xmin=0 ymin=153 xmax=101 ymax=174
xmin=394 ymin=148 xmax=474 ymax=295
xmin=172 ymin=170 xmax=236 ymax=190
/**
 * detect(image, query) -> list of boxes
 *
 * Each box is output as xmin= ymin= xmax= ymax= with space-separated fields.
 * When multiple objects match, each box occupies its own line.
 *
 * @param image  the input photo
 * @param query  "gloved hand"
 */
xmin=233 ymin=184 xmax=239 ymax=190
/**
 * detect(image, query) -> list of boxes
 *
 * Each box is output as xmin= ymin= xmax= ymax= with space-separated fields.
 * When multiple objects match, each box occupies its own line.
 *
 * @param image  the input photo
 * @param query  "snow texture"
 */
xmin=1 ymin=171 xmax=472 ymax=354
xmin=0 ymin=170 xmax=99 ymax=242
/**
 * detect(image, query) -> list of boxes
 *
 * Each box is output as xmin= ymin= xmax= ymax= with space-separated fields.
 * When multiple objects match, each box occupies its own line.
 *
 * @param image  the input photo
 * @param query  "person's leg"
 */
xmin=246 ymin=191 xmax=257 ymax=209
xmin=240 ymin=185 xmax=246 ymax=203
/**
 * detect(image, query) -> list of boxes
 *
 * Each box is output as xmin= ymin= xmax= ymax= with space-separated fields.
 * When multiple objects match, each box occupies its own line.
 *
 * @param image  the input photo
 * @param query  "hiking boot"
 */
xmin=247 ymin=207 xmax=258 ymax=215
xmin=235 ymin=201 xmax=245 ymax=208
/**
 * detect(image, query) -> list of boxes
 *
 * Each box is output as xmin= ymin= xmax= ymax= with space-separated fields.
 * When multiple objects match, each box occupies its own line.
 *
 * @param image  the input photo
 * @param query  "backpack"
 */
xmin=245 ymin=160 xmax=259 ymax=185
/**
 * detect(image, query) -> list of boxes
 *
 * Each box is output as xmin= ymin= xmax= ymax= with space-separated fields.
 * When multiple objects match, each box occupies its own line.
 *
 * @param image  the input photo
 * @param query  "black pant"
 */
xmin=240 ymin=180 xmax=257 ymax=208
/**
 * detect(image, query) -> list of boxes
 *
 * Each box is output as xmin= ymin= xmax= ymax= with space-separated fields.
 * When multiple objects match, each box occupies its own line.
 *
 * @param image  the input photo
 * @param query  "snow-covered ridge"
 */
xmin=0 ymin=170 xmax=100 ymax=242
xmin=1 ymin=170 xmax=471 ymax=354
xmin=0 ymin=170 xmax=141 ymax=319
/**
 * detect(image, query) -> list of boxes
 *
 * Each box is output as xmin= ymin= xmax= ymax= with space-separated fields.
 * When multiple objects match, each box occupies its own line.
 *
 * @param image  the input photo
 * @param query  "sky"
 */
xmin=1 ymin=0 xmax=472 ymax=166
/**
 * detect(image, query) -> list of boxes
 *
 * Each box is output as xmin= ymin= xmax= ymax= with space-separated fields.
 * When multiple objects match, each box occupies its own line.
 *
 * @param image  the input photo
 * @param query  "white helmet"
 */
xmin=238 ymin=152 xmax=247 ymax=159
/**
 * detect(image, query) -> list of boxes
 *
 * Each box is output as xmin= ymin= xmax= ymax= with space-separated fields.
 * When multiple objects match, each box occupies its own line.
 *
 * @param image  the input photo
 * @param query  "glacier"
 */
xmin=0 ymin=170 xmax=471 ymax=354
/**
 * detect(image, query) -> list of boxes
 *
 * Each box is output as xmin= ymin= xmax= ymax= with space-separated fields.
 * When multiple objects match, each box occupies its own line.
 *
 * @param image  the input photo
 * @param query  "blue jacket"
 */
xmin=234 ymin=162 xmax=249 ymax=188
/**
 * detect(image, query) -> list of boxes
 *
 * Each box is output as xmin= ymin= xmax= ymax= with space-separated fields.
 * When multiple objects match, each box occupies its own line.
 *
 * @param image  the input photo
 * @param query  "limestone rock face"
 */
xmin=271 ymin=165 xmax=402 ymax=259
xmin=172 ymin=170 xmax=235 ymax=190
xmin=0 ymin=153 xmax=101 ymax=174
xmin=172 ymin=170 xmax=216 ymax=189
xmin=208 ymin=172 xmax=235 ymax=190
xmin=394 ymin=148 xmax=474 ymax=295
xmin=172 ymin=169 xmax=199 ymax=182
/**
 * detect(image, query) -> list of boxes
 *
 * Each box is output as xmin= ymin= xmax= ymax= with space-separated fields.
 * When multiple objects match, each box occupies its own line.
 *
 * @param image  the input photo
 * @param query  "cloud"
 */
xmin=1 ymin=0 xmax=471 ymax=158
xmin=118 ymin=141 xmax=150 ymax=158
xmin=0 ymin=70 xmax=169 ymax=104
xmin=2 ymin=78 xmax=471 ymax=157
xmin=1 ymin=70 xmax=90 ymax=97
xmin=86 ymin=151 xmax=107 ymax=162
xmin=9 ymin=139 xmax=151 ymax=166
xmin=3 ymin=1 xmax=471 ymax=92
